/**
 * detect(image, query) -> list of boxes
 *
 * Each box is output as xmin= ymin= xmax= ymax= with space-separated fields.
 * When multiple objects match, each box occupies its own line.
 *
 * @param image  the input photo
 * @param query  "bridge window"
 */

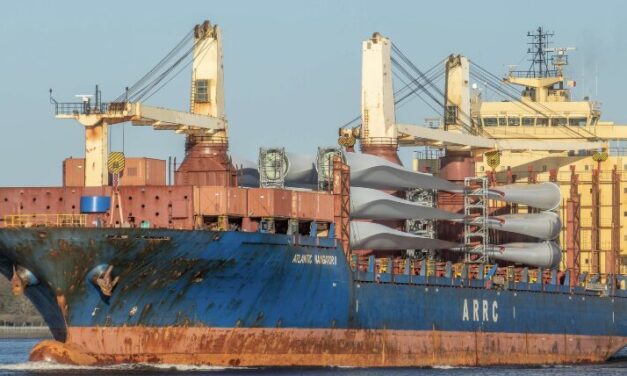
xmin=522 ymin=117 xmax=535 ymax=126
xmin=483 ymin=117 xmax=497 ymax=127
xmin=507 ymin=117 xmax=520 ymax=126
xmin=551 ymin=118 xmax=567 ymax=126
xmin=568 ymin=117 xmax=587 ymax=126
xmin=195 ymin=79 xmax=210 ymax=102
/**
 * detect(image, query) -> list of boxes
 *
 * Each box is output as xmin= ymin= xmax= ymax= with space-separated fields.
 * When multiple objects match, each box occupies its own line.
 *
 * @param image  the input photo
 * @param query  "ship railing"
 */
xmin=3 ymin=214 xmax=87 ymax=228
xmin=508 ymin=69 xmax=559 ymax=78
xmin=360 ymin=137 xmax=398 ymax=146
xmin=481 ymin=125 xmax=598 ymax=138
xmin=53 ymin=102 xmax=127 ymax=116
xmin=413 ymin=149 xmax=445 ymax=160
xmin=352 ymin=256 xmax=627 ymax=296
xmin=579 ymin=216 xmax=614 ymax=229
xmin=486 ymin=169 xmax=623 ymax=185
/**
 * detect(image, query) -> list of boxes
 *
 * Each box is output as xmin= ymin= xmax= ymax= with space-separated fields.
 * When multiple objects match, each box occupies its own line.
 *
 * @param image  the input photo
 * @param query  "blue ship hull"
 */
xmin=0 ymin=228 xmax=625 ymax=366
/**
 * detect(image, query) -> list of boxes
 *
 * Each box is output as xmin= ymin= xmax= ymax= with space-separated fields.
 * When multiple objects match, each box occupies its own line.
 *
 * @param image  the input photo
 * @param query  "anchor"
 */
xmin=11 ymin=265 xmax=25 ymax=296
xmin=10 ymin=265 xmax=39 ymax=296
xmin=94 ymin=265 xmax=119 ymax=297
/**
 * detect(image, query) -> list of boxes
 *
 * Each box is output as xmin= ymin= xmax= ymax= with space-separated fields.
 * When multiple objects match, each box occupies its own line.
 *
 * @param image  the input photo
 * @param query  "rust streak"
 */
xmin=27 ymin=326 xmax=627 ymax=367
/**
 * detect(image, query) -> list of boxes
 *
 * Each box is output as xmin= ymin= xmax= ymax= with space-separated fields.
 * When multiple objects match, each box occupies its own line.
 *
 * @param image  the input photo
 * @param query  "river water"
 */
xmin=0 ymin=339 xmax=624 ymax=375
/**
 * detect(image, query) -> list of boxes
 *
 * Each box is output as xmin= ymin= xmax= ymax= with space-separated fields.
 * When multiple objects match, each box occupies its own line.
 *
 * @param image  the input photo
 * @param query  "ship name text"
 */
xmin=292 ymin=254 xmax=337 ymax=266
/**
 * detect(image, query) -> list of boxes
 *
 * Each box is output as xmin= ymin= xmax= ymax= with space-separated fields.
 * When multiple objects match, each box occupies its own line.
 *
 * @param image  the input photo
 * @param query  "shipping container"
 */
xmin=115 ymin=186 xmax=193 ymax=229
xmin=118 ymin=158 xmax=166 ymax=186
xmin=64 ymin=158 xmax=166 ymax=187
xmin=194 ymin=187 xmax=247 ymax=217
xmin=291 ymin=190 xmax=334 ymax=222
xmin=63 ymin=158 xmax=85 ymax=187
xmin=247 ymin=188 xmax=292 ymax=218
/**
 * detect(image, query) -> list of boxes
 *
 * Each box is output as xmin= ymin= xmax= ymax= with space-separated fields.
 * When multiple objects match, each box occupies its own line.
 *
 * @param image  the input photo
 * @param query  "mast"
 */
xmin=504 ymin=27 xmax=572 ymax=102
xmin=359 ymin=32 xmax=400 ymax=164
xmin=176 ymin=20 xmax=236 ymax=186
xmin=443 ymin=55 xmax=471 ymax=132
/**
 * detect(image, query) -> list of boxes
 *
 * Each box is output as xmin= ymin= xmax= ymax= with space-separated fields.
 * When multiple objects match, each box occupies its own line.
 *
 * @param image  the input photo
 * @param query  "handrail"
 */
xmin=3 ymin=214 xmax=87 ymax=228
xmin=53 ymin=102 xmax=128 ymax=116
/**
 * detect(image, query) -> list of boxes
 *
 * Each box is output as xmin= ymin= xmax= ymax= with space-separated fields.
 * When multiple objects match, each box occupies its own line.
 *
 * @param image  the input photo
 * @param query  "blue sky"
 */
xmin=1 ymin=0 xmax=626 ymax=186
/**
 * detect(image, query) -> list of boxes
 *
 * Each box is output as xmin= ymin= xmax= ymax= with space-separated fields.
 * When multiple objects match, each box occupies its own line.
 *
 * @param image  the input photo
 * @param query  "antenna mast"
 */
xmin=525 ymin=26 xmax=555 ymax=78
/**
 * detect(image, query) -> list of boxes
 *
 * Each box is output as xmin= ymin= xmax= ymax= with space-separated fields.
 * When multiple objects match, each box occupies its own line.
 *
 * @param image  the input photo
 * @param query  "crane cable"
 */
xmin=339 ymin=59 xmax=444 ymax=130
xmin=114 ymin=29 xmax=195 ymax=102
xmin=391 ymin=44 xmax=479 ymax=135
xmin=142 ymin=38 xmax=214 ymax=103
xmin=392 ymin=43 xmax=446 ymax=98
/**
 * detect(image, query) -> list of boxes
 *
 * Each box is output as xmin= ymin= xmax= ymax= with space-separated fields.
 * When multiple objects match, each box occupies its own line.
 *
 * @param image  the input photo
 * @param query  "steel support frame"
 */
xmin=609 ymin=165 xmax=621 ymax=276
xmin=591 ymin=164 xmax=601 ymax=275
xmin=566 ymin=165 xmax=581 ymax=286
xmin=333 ymin=157 xmax=350 ymax=258
xmin=405 ymin=188 xmax=436 ymax=239
xmin=463 ymin=176 xmax=489 ymax=263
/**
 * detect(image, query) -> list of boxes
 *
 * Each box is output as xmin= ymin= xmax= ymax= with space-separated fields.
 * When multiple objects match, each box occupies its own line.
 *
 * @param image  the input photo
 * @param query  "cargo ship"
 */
xmin=0 ymin=21 xmax=625 ymax=367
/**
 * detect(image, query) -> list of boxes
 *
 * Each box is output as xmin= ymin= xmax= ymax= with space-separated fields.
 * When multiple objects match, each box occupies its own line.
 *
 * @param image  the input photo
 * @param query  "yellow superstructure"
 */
xmin=413 ymin=27 xmax=627 ymax=277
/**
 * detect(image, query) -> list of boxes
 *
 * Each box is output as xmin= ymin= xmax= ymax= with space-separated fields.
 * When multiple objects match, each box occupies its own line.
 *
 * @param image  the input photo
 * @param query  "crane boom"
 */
xmin=52 ymin=20 xmax=227 ymax=187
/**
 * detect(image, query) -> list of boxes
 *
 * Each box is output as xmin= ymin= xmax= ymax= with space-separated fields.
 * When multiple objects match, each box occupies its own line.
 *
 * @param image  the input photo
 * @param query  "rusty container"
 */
xmin=247 ymin=188 xmax=292 ymax=218
xmin=439 ymin=151 xmax=475 ymax=183
xmin=437 ymin=150 xmax=474 ymax=243
xmin=60 ymin=187 xmax=85 ymax=214
xmin=119 ymin=158 xmax=166 ymax=186
xmin=292 ymin=191 xmax=334 ymax=222
xmin=119 ymin=186 xmax=193 ymax=229
xmin=63 ymin=158 xmax=85 ymax=187
xmin=194 ymin=187 xmax=247 ymax=217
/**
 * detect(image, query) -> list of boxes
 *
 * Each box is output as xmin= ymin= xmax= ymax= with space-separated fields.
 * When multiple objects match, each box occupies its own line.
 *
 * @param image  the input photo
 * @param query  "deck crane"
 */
xmin=50 ymin=20 xmax=230 ymax=187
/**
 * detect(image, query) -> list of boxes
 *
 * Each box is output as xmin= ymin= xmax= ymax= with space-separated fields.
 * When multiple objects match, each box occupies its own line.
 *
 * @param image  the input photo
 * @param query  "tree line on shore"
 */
xmin=0 ymin=276 xmax=41 ymax=324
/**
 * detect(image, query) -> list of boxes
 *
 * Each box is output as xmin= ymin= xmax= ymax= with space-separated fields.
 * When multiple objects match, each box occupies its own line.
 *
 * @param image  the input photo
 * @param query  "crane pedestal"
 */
xmin=175 ymin=138 xmax=237 ymax=187
xmin=360 ymin=143 xmax=401 ymax=165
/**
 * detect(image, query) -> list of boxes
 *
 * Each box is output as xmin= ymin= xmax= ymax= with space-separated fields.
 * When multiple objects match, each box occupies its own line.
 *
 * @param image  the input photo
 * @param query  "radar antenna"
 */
xmin=546 ymin=46 xmax=577 ymax=76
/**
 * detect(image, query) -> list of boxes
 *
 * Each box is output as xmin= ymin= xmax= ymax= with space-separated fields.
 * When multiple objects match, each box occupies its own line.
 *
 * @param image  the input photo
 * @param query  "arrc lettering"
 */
xmin=462 ymin=299 xmax=499 ymax=323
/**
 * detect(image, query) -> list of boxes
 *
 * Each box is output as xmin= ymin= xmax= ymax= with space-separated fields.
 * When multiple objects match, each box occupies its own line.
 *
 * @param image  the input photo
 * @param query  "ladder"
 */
xmin=463 ymin=176 xmax=489 ymax=263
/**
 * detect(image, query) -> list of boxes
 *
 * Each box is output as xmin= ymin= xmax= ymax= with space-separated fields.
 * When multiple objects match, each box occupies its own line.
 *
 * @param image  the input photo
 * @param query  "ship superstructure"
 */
xmin=410 ymin=27 xmax=627 ymax=281
xmin=0 ymin=22 xmax=624 ymax=367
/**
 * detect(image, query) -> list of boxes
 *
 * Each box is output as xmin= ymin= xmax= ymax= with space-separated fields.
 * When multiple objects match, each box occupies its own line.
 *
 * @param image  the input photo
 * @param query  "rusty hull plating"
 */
xmin=30 ymin=328 xmax=625 ymax=367
xmin=0 ymin=227 xmax=624 ymax=367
